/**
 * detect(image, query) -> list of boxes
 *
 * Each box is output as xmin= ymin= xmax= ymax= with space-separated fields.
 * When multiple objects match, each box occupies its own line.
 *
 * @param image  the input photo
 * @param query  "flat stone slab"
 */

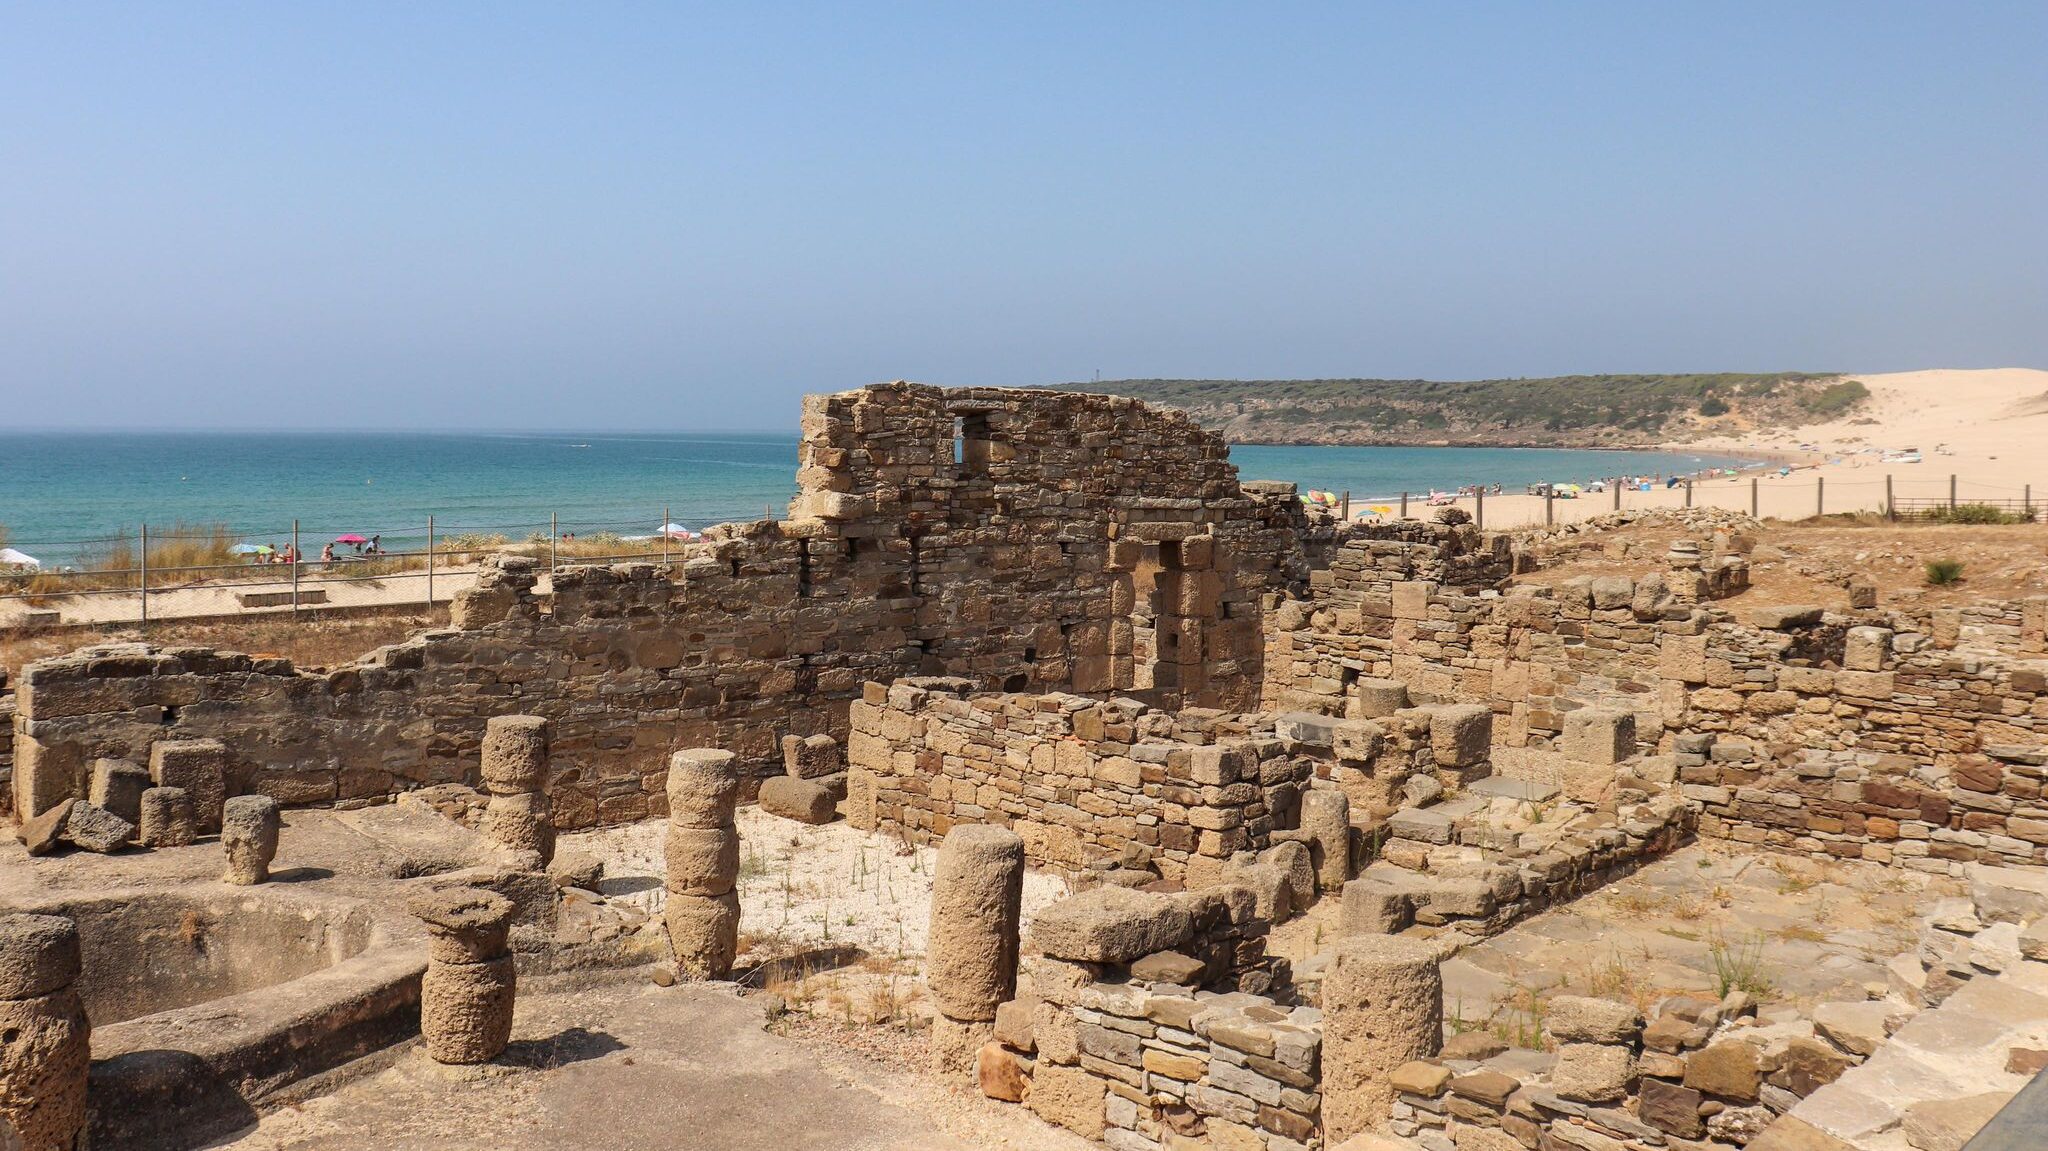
xmin=1465 ymin=777 xmax=1560 ymax=802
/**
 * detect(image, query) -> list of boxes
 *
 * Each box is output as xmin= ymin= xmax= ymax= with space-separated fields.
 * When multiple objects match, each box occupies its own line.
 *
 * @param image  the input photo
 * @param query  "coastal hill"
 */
xmin=1059 ymin=373 xmax=1869 ymax=447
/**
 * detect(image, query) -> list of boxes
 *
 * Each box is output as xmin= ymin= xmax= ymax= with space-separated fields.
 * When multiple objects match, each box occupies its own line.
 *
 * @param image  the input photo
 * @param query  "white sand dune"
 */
xmin=1356 ymin=368 xmax=2048 ymax=530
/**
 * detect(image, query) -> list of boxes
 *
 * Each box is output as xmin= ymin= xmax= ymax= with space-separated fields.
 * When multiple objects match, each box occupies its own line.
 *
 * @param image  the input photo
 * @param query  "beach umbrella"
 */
xmin=333 ymin=534 xmax=369 ymax=544
xmin=0 ymin=547 xmax=40 ymax=569
xmin=230 ymin=543 xmax=268 ymax=555
xmin=657 ymin=523 xmax=693 ymax=539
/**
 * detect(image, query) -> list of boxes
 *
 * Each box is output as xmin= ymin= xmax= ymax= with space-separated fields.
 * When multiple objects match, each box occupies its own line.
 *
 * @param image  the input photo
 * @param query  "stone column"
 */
xmin=1299 ymin=788 xmax=1352 ymax=894
xmin=220 ymin=795 xmax=281 ymax=885
xmin=477 ymin=715 xmax=555 ymax=866
xmin=0 ymin=914 xmax=90 ymax=1151
xmin=410 ymin=888 xmax=517 ymax=1064
xmin=925 ymin=825 xmax=1024 ymax=1078
xmin=664 ymin=749 xmax=741 ymax=980
xmin=1322 ymin=934 xmax=1442 ymax=1142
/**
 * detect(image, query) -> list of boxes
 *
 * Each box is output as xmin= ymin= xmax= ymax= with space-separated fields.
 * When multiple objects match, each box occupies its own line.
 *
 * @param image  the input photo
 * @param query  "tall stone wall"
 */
xmin=10 ymin=384 xmax=1310 ymax=829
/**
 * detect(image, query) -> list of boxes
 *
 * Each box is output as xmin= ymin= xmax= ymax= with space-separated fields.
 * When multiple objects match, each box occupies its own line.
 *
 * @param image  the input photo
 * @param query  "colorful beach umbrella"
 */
xmin=230 ymin=543 xmax=269 ymax=555
xmin=333 ymin=534 xmax=369 ymax=544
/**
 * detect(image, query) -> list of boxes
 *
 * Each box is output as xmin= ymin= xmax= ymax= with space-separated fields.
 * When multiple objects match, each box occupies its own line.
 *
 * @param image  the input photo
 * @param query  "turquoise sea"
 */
xmin=0 ymin=432 xmax=1747 ymax=564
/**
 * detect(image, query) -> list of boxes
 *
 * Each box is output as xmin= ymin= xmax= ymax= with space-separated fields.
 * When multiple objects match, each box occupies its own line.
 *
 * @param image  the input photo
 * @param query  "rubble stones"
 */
xmin=17 ymin=799 xmax=73 ymax=856
xmin=1684 ymin=1039 xmax=1762 ymax=1101
xmin=60 ymin=801 xmax=134 ymax=853
xmin=1546 ymin=996 xmax=1642 ymax=1045
xmin=137 ymin=786 xmax=196 ymax=848
xmin=1551 ymin=1042 xmax=1633 ymax=1103
xmin=220 ymin=795 xmax=282 ymax=884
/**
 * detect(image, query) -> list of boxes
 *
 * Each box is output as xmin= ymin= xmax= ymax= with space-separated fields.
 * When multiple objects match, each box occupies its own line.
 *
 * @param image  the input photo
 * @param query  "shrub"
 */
xmin=1699 ymin=396 xmax=1729 ymax=417
xmin=1799 ymin=379 xmax=1869 ymax=416
xmin=1925 ymin=503 xmax=2026 ymax=525
xmin=1436 ymin=507 xmax=1473 ymax=526
xmin=1924 ymin=558 xmax=1966 ymax=585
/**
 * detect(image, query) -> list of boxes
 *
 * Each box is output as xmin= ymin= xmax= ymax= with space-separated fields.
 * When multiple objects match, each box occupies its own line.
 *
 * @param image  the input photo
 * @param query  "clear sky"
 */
xmin=3 ymin=3 xmax=2044 ymax=431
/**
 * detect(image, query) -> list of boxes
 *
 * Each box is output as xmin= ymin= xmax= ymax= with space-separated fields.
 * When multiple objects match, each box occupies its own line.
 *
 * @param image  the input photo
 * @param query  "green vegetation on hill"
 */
xmin=1055 ymin=373 xmax=1859 ymax=446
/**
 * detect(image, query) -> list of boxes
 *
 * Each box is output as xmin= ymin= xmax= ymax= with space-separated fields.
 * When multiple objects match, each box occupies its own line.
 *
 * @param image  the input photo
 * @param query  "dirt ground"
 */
xmin=1520 ymin=516 xmax=2048 ymax=611
xmin=0 ymin=608 xmax=443 ymax=680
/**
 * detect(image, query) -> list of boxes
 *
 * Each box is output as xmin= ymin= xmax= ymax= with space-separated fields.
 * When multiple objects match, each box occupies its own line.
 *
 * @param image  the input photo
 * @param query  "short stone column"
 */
xmin=138 ymin=786 xmax=196 ymax=848
xmin=220 ymin=795 xmax=281 ymax=885
xmin=1299 ymin=788 xmax=1352 ymax=894
xmin=0 ymin=914 xmax=90 ymax=1151
xmin=664 ymin=749 xmax=741 ymax=980
xmin=1322 ymin=933 xmax=1442 ymax=1142
xmin=925 ymin=825 xmax=1024 ymax=1078
xmin=410 ymin=888 xmax=517 ymax=1064
xmin=477 ymin=715 xmax=555 ymax=866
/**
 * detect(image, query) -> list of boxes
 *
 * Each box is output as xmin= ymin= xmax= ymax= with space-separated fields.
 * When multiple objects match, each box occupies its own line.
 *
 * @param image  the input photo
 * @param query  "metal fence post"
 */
xmin=550 ymin=512 xmax=558 ymax=573
xmin=291 ymin=520 xmax=300 ymax=614
xmin=1886 ymin=475 xmax=1895 ymax=520
xmin=1685 ymin=479 xmax=1693 ymax=508
xmin=1817 ymin=476 xmax=1824 ymax=518
xmin=1950 ymin=474 xmax=1958 ymax=513
xmin=1400 ymin=491 xmax=1408 ymax=519
xmin=426 ymin=515 xmax=435 ymax=608
xmin=662 ymin=505 xmax=670 ymax=566
xmin=1750 ymin=477 xmax=1759 ymax=518
xmin=1475 ymin=488 xmax=1484 ymax=529
xmin=1545 ymin=489 xmax=1554 ymax=526
xmin=1612 ymin=482 xmax=1621 ymax=511
xmin=1340 ymin=490 xmax=1350 ymax=522
xmin=139 ymin=523 xmax=149 ymax=627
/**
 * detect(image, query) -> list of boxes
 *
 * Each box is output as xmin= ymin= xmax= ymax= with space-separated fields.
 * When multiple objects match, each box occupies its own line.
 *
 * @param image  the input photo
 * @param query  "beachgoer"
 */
xmin=369 ymin=534 xmax=381 ymax=555
xmin=320 ymin=543 xmax=334 ymax=564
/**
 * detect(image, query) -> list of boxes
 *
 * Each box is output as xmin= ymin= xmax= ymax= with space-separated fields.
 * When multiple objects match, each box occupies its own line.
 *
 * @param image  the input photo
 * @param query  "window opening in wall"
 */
xmin=955 ymin=412 xmax=992 ymax=478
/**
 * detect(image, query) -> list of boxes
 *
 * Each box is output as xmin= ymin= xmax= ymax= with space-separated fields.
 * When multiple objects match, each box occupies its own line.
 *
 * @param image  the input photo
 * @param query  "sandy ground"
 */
xmin=567 ymin=808 xmax=1074 ymax=965
xmin=0 ymin=566 xmax=477 ymax=627
xmin=1350 ymin=368 xmax=2048 ymax=530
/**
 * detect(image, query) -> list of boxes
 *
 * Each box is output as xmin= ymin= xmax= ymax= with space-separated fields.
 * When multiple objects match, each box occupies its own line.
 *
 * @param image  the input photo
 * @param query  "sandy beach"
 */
xmin=1355 ymin=368 xmax=2048 ymax=530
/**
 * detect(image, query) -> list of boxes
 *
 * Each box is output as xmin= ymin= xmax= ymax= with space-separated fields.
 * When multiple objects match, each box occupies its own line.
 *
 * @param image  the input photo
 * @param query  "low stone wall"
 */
xmin=846 ymin=680 xmax=1313 ymax=885
xmin=1681 ymin=734 xmax=2048 ymax=872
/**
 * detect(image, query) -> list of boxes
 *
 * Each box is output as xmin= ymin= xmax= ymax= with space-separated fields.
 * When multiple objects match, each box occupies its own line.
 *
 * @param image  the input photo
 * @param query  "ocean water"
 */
xmin=0 ymin=431 xmax=1745 ymax=564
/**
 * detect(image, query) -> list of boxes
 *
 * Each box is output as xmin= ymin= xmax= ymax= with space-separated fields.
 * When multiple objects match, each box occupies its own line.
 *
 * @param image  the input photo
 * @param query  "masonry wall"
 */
xmin=1266 ymin=545 xmax=2048 ymax=872
xmin=846 ymin=679 xmax=1313 ymax=884
xmin=10 ymin=383 xmax=1312 ymax=828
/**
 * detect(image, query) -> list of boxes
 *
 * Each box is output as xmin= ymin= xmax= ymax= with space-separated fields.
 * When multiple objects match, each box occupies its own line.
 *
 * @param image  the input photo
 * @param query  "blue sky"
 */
xmin=2 ymin=2 xmax=2043 ymax=430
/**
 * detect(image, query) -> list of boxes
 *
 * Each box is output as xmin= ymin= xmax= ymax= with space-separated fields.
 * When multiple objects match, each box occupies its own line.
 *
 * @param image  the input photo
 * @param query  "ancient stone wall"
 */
xmin=846 ymin=679 xmax=1313 ymax=885
xmin=1266 ymin=540 xmax=2048 ymax=871
xmin=11 ymin=383 xmax=1310 ymax=828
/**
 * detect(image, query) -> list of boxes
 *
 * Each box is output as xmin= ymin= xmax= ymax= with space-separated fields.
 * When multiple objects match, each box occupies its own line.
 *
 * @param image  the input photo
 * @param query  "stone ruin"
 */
xmin=2 ymin=383 xmax=2046 ymax=1150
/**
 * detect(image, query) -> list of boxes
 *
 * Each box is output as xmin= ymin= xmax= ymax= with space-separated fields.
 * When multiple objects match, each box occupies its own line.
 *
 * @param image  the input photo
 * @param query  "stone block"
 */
xmin=1430 ymin=705 xmax=1492 ymax=769
xmin=758 ymin=776 xmax=838 ymax=825
xmin=1545 ymin=996 xmax=1641 ymax=1045
xmin=1029 ymin=887 xmax=1193 ymax=964
xmin=149 ymin=738 xmax=227 ymax=832
xmin=1561 ymin=709 xmax=1634 ymax=767
xmin=1551 ymin=1042 xmax=1632 ymax=1103
xmin=86 ymin=758 xmax=149 ymax=824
